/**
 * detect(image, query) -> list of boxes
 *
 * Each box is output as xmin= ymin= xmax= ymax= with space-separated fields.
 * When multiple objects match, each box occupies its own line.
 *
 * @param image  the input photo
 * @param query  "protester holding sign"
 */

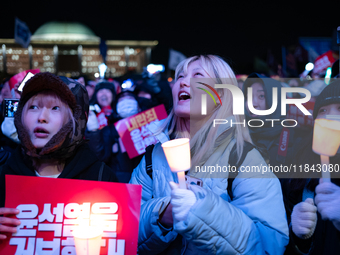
xmin=0 ymin=72 xmax=118 ymax=239
xmin=130 ymin=55 xmax=289 ymax=254
xmin=87 ymin=90 xmax=165 ymax=183
xmin=281 ymin=79 xmax=340 ymax=255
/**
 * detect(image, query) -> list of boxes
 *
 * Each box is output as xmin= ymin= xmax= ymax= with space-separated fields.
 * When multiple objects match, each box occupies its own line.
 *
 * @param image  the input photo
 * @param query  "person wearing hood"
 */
xmin=133 ymin=73 xmax=173 ymax=113
xmin=88 ymin=81 xmax=118 ymax=128
xmin=130 ymin=55 xmax=288 ymax=254
xmin=243 ymin=73 xmax=296 ymax=167
xmin=0 ymin=72 xmax=118 ymax=239
xmin=281 ymin=79 xmax=340 ymax=255
xmin=86 ymin=90 xmax=144 ymax=183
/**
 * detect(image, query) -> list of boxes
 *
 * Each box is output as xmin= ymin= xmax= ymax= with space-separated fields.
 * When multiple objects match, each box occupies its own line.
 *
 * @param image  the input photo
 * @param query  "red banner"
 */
xmin=313 ymin=50 xmax=336 ymax=75
xmin=0 ymin=175 xmax=142 ymax=255
xmin=114 ymin=104 xmax=168 ymax=159
xmin=9 ymin=69 xmax=40 ymax=90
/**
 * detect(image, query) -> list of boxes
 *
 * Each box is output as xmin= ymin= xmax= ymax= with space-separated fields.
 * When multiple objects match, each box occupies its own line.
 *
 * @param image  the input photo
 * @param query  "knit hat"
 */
xmin=14 ymin=72 xmax=89 ymax=160
xmin=89 ymin=81 xmax=117 ymax=106
xmin=313 ymin=79 xmax=340 ymax=119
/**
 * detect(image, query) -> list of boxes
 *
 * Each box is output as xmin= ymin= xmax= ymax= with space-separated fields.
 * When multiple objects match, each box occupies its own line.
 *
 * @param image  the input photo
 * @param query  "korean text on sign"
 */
xmin=115 ymin=104 xmax=168 ymax=159
xmin=0 ymin=175 xmax=142 ymax=255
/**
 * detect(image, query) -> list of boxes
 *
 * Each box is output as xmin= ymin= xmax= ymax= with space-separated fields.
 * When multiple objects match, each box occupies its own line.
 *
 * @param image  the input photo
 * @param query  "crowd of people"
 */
xmin=0 ymin=53 xmax=339 ymax=254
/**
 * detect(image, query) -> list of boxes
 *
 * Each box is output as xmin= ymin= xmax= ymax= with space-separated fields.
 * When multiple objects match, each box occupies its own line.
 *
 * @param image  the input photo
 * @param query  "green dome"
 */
xmin=31 ymin=21 xmax=100 ymax=42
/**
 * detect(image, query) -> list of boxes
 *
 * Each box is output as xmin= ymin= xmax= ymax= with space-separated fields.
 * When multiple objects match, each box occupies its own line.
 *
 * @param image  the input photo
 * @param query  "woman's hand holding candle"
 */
xmin=162 ymin=138 xmax=191 ymax=189
xmin=170 ymin=182 xmax=197 ymax=222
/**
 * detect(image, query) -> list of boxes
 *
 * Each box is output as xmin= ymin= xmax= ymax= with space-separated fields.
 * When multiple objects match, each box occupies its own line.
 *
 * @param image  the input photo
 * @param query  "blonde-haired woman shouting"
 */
xmin=130 ymin=55 xmax=289 ymax=254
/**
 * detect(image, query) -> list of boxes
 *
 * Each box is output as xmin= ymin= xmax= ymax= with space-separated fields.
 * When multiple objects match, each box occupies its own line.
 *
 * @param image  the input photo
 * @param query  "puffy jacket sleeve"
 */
xmin=174 ymin=149 xmax=289 ymax=255
xmin=129 ymin=155 xmax=178 ymax=254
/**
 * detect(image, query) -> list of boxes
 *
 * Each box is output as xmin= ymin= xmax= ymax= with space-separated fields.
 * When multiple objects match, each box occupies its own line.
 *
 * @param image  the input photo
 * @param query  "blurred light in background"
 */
xmin=147 ymin=64 xmax=164 ymax=74
xmin=324 ymin=67 xmax=332 ymax=85
xmin=98 ymin=63 xmax=107 ymax=79
xmin=122 ymin=79 xmax=133 ymax=89
xmin=300 ymin=62 xmax=314 ymax=78
xmin=305 ymin=62 xmax=314 ymax=71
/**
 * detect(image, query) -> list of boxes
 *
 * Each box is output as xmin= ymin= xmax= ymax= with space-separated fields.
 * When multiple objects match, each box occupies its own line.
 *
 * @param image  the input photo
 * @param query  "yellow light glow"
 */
xmin=162 ymin=138 xmax=191 ymax=172
xmin=72 ymin=225 xmax=103 ymax=255
xmin=313 ymin=117 xmax=340 ymax=156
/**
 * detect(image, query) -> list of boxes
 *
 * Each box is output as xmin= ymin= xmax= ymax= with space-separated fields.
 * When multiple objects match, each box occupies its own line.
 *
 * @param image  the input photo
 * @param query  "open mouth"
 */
xmin=178 ymin=91 xmax=191 ymax=101
xmin=34 ymin=127 xmax=49 ymax=135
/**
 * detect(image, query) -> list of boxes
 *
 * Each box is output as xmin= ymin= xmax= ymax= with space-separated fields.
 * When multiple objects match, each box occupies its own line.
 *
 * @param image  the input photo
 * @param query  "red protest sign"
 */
xmin=0 ymin=175 xmax=142 ymax=255
xmin=114 ymin=104 xmax=168 ymax=159
xmin=8 ymin=69 xmax=40 ymax=90
xmin=313 ymin=50 xmax=336 ymax=75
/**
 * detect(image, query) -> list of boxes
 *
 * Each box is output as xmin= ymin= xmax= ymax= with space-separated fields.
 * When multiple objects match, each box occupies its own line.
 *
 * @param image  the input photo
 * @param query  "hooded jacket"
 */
xmin=243 ymin=73 xmax=295 ymax=167
xmin=0 ymin=73 xmax=118 ymax=207
xmin=281 ymin=80 xmax=340 ymax=254
xmin=129 ymin=118 xmax=289 ymax=255
xmin=14 ymin=73 xmax=89 ymax=161
xmin=90 ymin=81 xmax=117 ymax=108
xmin=89 ymin=81 xmax=118 ymax=124
xmin=86 ymin=90 xmax=145 ymax=183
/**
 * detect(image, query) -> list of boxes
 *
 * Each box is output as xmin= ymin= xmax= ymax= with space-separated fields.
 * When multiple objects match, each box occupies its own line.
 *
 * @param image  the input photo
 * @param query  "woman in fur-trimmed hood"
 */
xmin=0 ymin=73 xmax=118 ymax=239
xmin=14 ymin=72 xmax=89 ymax=160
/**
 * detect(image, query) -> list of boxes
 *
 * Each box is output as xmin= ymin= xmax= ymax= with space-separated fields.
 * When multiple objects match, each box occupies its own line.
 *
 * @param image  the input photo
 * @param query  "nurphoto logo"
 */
xmin=197 ymin=78 xmax=316 ymax=128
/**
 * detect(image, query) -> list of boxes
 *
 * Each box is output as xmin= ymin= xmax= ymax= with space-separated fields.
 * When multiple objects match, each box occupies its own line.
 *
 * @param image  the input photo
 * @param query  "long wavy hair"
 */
xmin=159 ymin=55 xmax=253 ymax=167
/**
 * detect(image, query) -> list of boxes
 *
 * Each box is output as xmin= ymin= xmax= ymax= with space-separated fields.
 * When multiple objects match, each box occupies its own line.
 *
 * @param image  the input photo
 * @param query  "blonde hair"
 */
xmin=161 ymin=55 xmax=253 ymax=167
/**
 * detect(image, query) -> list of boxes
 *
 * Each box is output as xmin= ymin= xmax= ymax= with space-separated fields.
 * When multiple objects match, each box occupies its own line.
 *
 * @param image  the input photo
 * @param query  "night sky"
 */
xmin=0 ymin=0 xmax=338 ymax=74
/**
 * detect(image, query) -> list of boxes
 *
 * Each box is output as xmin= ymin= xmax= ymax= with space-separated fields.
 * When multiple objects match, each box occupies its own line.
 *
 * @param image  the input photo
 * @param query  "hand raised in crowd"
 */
xmin=315 ymin=179 xmax=340 ymax=231
xmin=0 ymin=207 xmax=21 ymax=239
xmin=291 ymin=198 xmax=317 ymax=239
xmin=169 ymin=182 xmax=197 ymax=222
xmin=86 ymin=110 xmax=99 ymax=131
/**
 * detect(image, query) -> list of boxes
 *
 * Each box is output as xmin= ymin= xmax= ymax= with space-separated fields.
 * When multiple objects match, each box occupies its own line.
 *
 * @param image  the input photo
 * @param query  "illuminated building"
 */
xmin=0 ymin=21 xmax=158 ymax=78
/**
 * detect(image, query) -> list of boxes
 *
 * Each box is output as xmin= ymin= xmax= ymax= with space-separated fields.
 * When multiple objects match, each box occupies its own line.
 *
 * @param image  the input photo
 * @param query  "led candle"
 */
xmin=73 ymin=226 xmax=103 ymax=255
xmin=162 ymin=138 xmax=190 ymax=189
xmin=313 ymin=115 xmax=340 ymax=182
